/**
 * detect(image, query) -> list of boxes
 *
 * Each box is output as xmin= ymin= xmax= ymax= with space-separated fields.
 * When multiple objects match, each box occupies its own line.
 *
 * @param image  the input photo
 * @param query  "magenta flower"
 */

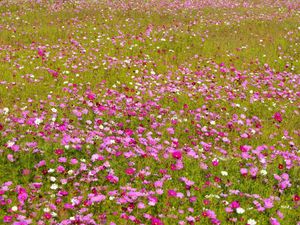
xmin=168 ymin=189 xmax=177 ymax=197
xmin=230 ymin=201 xmax=240 ymax=209
xmin=37 ymin=47 xmax=45 ymax=58
xmin=3 ymin=216 xmax=13 ymax=223
xmin=172 ymin=151 xmax=182 ymax=160
xmin=273 ymin=112 xmax=282 ymax=122
xmin=17 ymin=188 xmax=28 ymax=203
xmin=125 ymin=168 xmax=136 ymax=175
xmin=212 ymin=159 xmax=219 ymax=166
xmin=44 ymin=212 xmax=52 ymax=220
xmin=151 ymin=217 xmax=163 ymax=225
xmin=106 ymin=174 xmax=119 ymax=184
xmin=87 ymin=92 xmax=96 ymax=100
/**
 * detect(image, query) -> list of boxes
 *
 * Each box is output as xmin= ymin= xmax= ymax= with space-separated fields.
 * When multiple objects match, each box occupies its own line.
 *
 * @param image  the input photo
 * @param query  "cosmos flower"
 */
xmin=273 ymin=112 xmax=282 ymax=122
xmin=236 ymin=207 xmax=245 ymax=214
xmin=247 ymin=219 xmax=257 ymax=225
xmin=151 ymin=217 xmax=163 ymax=225
xmin=270 ymin=218 xmax=280 ymax=225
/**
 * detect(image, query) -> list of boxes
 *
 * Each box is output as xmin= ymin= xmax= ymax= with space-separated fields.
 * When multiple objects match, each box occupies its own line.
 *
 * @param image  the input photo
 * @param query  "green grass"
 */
xmin=0 ymin=1 xmax=299 ymax=224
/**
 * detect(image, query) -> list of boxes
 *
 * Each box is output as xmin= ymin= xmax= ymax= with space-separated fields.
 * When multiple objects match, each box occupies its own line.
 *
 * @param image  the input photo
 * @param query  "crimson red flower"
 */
xmin=54 ymin=149 xmax=64 ymax=155
xmin=203 ymin=199 xmax=210 ymax=205
xmin=125 ymin=168 xmax=135 ymax=175
xmin=278 ymin=164 xmax=284 ymax=170
xmin=202 ymin=211 xmax=208 ymax=217
xmin=294 ymin=195 xmax=300 ymax=202
xmin=134 ymin=219 xmax=141 ymax=224
xmin=170 ymin=164 xmax=176 ymax=170
xmin=214 ymin=177 xmax=221 ymax=183
xmin=0 ymin=123 xmax=3 ymax=131
xmin=42 ymin=169 xmax=48 ymax=175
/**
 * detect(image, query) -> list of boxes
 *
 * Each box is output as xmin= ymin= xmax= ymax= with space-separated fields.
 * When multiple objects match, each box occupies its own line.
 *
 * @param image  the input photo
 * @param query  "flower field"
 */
xmin=0 ymin=0 xmax=299 ymax=224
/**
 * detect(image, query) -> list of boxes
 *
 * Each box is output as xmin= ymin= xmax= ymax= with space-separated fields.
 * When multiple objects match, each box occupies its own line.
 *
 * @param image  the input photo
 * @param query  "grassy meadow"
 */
xmin=0 ymin=0 xmax=299 ymax=224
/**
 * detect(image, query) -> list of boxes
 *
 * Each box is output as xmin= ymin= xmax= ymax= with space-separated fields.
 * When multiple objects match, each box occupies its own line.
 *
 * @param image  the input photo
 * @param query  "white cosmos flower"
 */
xmin=260 ymin=169 xmax=267 ymax=176
xmin=43 ymin=208 xmax=50 ymax=212
xmin=11 ymin=206 xmax=18 ymax=211
xmin=221 ymin=171 xmax=228 ymax=176
xmin=50 ymin=184 xmax=58 ymax=190
xmin=7 ymin=141 xmax=15 ymax=148
xmin=247 ymin=219 xmax=257 ymax=225
xmin=50 ymin=177 xmax=56 ymax=182
xmin=236 ymin=207 xmax=245 ymax=214
xmin=34 ymin=118 xmax=43 ymax=125
xmin=3 ymin=107 xmax=9 ymax=115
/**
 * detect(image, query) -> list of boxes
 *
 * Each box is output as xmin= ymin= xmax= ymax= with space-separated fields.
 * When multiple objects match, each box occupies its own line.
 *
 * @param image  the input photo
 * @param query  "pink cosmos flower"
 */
xmin=167 ymin=127 xmax=175 ymax=135
xmin=277 ymin=210 xmax=284 ymax=219
xmin=106 ymin=174 xmax=119 ymax=184
xmin=91 ymin=194 xmax=106 ymax=203
xmin=270 ymin=217 xmax=280 ymax=225
xmin=250 ymin=167 xmax=258 ymax=177
xmin=7 ymin=154 xmax=14 ymax=162
xmin=189 ymin=196 xmax=197 ymax=203
xmin=240 ymin=168 xmax=248 ymax=175
xmin=225 ymin=207 xmax=233 ymax=213
xmin=57 ymin=165 xmax=65 ymax=173
xmin=206 ymin=210 xmax=217 ymax=219
xmin=137 ymin=202 xmax=145 ymax=209
xmin=148 ymin=196 xmax=158 ymax=206
xmin=264 ymin=198 xmax=274 ymax=209
xmin=47 ymin=68 xmax=59 ymax=78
